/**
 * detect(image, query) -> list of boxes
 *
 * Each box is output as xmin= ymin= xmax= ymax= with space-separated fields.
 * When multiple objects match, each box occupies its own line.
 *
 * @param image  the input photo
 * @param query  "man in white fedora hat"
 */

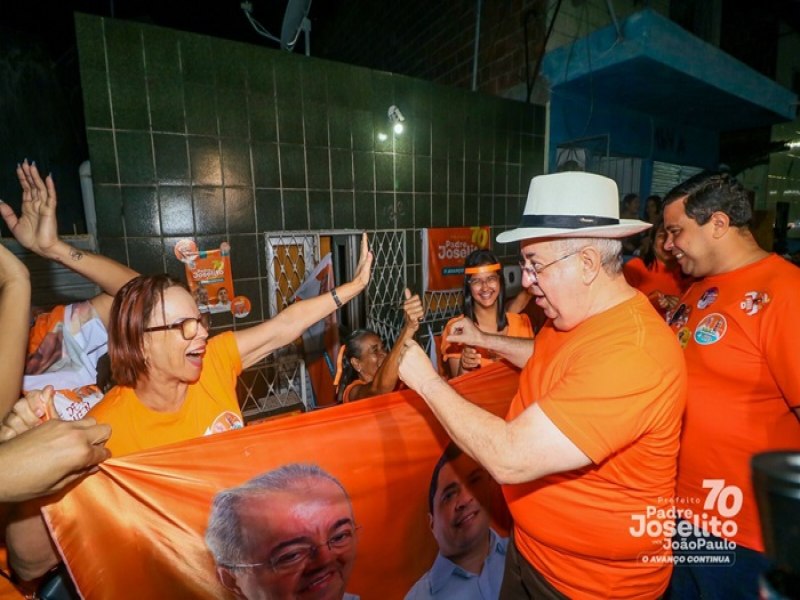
xmin=398 ymin=172 xmax=687 ymax=599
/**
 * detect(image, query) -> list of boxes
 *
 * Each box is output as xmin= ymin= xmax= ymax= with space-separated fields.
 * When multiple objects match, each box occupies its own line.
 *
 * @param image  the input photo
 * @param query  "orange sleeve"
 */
xmin=760 ymin=279 xmax=800 ymax=407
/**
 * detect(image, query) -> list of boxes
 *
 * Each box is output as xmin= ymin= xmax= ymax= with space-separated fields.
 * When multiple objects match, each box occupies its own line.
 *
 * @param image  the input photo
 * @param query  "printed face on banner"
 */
xmin=429 ymin=453 xmax=494 ymax=559
xmin=219 ymin=479 xmax=358 ymax=600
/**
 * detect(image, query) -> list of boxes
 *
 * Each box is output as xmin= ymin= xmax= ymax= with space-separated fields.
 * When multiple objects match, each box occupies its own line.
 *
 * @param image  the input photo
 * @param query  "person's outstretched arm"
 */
xmin=445 ymin=317 xmax=534 ymax=369
xmin=0 ymin=161 xmax=138 ymax=326
xmin=235 ymin=233 xmax=373 ymax=369
xmin=0 ymin=243 xmax=31 ymax=418
xmin=348 ymin=288 xmax=424 ymax=401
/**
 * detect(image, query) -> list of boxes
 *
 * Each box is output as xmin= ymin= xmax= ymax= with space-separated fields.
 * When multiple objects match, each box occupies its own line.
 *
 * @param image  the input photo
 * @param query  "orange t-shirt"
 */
xmin=88 ymin=332 xmax=244 ymax=457
xmin=671 ymin=254 xmax=800 ymax=552
xmin=441 ymin=312 xmax=533 ymax=374
xmin=503 ymin=293 xmax=686 ymax=599
xmin=623 ymin=258 xmax=691 ymax=315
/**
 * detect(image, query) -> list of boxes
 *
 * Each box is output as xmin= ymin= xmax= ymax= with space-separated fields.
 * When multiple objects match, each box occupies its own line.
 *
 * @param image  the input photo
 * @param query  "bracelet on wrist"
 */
xmin=331 ymin=289 xmax=343 ymax=308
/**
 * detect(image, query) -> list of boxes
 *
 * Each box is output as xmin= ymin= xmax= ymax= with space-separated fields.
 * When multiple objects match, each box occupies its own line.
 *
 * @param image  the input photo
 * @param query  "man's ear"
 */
xmin=579 ymin=246 xmax=602 ymax=284
xmin=709 ymin=211 xmax=730 ymax=239
xmin=217 ymin=567 xmax=246 ymax=599
xmin=428 ymin=512 xmax=435 ymax=533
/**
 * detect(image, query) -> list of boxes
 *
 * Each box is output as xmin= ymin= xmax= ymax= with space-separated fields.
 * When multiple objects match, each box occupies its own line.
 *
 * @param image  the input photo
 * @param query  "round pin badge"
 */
xmin=697 ymin=287 xmax=719 ymax=310
xmin=694 ymin=313 xmax=727 ymax=345
xmin=231 ymin=296 xmax=252 ymax=319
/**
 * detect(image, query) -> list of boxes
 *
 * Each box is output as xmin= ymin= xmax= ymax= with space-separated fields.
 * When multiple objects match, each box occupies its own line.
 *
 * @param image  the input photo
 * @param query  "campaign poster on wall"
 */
xmin=44 ymin=364 xmax=517 ymax=600
xmin=421 ymin=227 xmax=491 ymax=292
xmin=175 ymin=239 xmax=251 ymax=318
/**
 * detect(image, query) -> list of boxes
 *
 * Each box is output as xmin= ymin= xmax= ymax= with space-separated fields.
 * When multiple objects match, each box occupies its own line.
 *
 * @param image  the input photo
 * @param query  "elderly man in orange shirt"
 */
xmin=398 ymin=172 xmax=687 ymax=599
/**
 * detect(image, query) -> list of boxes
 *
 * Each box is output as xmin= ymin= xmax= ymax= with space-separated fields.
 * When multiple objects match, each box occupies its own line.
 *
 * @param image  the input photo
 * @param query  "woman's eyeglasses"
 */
xmin=143 ymin=314 xmax=209 ymax=340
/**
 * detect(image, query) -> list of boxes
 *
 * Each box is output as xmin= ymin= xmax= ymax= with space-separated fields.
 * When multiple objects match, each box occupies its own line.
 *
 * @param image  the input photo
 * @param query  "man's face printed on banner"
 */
xmin=429 ymin=453 xmax=494 ymax=559
xmin=222 ymin=479 xmax=358 ymax=600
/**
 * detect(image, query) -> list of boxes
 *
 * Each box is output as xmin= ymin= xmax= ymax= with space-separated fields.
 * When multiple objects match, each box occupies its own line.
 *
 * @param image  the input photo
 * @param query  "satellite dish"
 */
xmin=281 ymin=0 xmax=313 ymax=55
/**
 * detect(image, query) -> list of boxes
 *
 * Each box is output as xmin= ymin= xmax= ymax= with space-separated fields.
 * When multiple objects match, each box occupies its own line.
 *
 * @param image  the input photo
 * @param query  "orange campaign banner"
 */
xmin=43 ymin=363 xmax=518 ymax=600
xmin=422 ymin=227 xmax=492 ymax=291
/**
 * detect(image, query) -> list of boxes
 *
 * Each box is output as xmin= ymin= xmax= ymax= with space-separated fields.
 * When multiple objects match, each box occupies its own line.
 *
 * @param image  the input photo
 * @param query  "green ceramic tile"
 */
xmin=228 ymin=234 xmax=259 ymax=279
xmin=279 ymin=144 xmax=306 ymax=189
xmin=410 ymin=84 xmax=432 ymax=119
xmin=148 ymin=78 xmax=186 ymax=133
xmin=277 ymin=103 xmax=304 ymax=145
xmin=218 ymin=88 xmax=249 ymax=139
xmin=303 ymin=103 xmax=329 ymax=147
xmin=81 ymin=67 xmax=112 ymax=129
xmin=189 ymin=137 xmax=222 ymax=185
xmin=105 ymin=19 xmax=144 ymax=82
xmin=375 ymin=154 xmax=393 ymax=192
xmin=252 ymin=142 xmax=280 ymax=188
xmin=110 ymin=76 xmax=149 ymax=130
xmin=143 ymin=27 xmax=181 ymax=81
xmin=494 ymin=196 xmax=507 ymax=226
xmin=448 ymin=129 xmax=464 ymax=160
xmin=508 ymin=133 xmax=521 ymax=165
xmin=354 ymin=192 xmax=375 ymax=229
xmin=464 ymin=161 xmax=479 ymax=194
xmin=248 ymin=59 xmax=274 ymax=95
xmin=431 ymin=122 xmax=447 ymax=159
xmin=506 ymin=197 xmax=522 ymax=226
xmin=193 ymin=187 xmax=226 ymax=234
xmin=413 ymin=118 xmax=431 ymax=156
xmin=330 ymin=150 xmax=353 ymax=190
xmin=480 ymin=128 xmax=495 ymax=162
xmin=225 ymin=187 xmax=256 ymax=234
xmin=185 ymin=83 xmax=218 ymax=135
xmin=122 ymin=186 xmax=159 ymax=236
xmin=431 ymin=159 xmax=447 ymax=193
xmin=221 ymin=139 xmax=252 ymax=186
xmin=306 ymin=147 xmax=330 ymax=190
xmin=249 ymin=92 xmax=277 ymax=142
xmin=495 ymin=130 xmax=509 ymax=164
xmin=158 ymin=186 xmax=193 ymax=235
xmin=255 ymin=188 xmax=283 ymax=231
xmin=74 ymin=14 xmax=106 ymax=71
xmin=464 ymin=129 xmax=480 ymax=161
xmin=375 ymin=193 xmax=395 ymax=228
xmin=301 ymin=60 xmax=327 ymax=104
xmin=97 ymin=237 xmax=128 ymax=267
xmin=328 ymin=105 xmax=351 ymax=149
xmin=479 ymin=162 xmax=493 ymax=194
xmin=449 ymin=160 xmax=464 ymax=194
xmin=478 ymin=195 xmax=492 ymax=226
xmin=231 ymin=278 xmax=263 ymax=325
xmin=125 ymin=237 xmax=164 ymax=274
xmin=507 ymin=164 xmax=521 ymax=196
xmin=414 ymin=156 xmax=430 ymax=193
xmin=431 ymin=194 xmax=448 ymax=227
xmin=282 ymin=190 xmax=308 ymax=230
xmin=93 ymin=185 xmax=124 ymax=236
xmin=180 ymin=35 xmax=214 ymax=84
xmin=273 ymin=58 xmax=300 ymax=103
xmin=353 ymin=152 xmax=374 ymax=191
xmin=215 ymin=56 xmax=246 ymax=91
xmin=494 ymin=164 xmax=507 ymax=195
xmin=464 ymin=194 xmax=479 ymax=225
xmin=86 ymin=129 xmax=118 ymax=184
xmin=116 ymin=132 xmax=154 ymax=184
xmin=396 ymin=193 xmax=413 ymax=228
xmin=395 ymin=155 xmax=412 ymax=192
xmin=332 ymin=191 xmax=355 ymax=229
xmin=351 ymin=110 xmax=373 ymax=152
xmin=308 ymin=191 xmax=332 ymax=229
xmin=533 ymin=105 xmax=546 ymax=136
xmin=413 ymin=194 xmax=431 ymax=227
xmin=153 ymin=134 xmax=189 ymax=184
xmin=448 ymin=194 xmax=464 ymax=227
xmin=325 ymin=62 xmax=353 ymax=107
xmin=370 ymin=71 xmax=393 ymax=110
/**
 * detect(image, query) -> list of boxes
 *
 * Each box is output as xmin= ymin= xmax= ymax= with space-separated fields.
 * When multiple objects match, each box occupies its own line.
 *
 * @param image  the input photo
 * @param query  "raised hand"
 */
xmin=445 ymin=317 xmax=485 ymax=348
xmin=0 ymin=161 xmax=60 ymax=259
xmin=351 ymin=233 xmax=374 ymax=291
xmin=402 ymin=288 xmax=424 ymax=334
xmin=398 ymin=339 xmax=440 ymax=394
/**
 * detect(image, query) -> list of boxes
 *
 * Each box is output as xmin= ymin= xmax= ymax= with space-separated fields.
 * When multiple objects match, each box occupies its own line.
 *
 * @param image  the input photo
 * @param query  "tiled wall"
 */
xmin=76 ymin=13 xmax=545 ymax=329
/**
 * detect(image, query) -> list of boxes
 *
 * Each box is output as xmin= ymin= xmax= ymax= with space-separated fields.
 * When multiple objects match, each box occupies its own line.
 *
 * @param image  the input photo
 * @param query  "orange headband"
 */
xmin=464 ymin=263 xmax=501 ymax=275
xmin=332 ymin=344 xmax=347 ymax=387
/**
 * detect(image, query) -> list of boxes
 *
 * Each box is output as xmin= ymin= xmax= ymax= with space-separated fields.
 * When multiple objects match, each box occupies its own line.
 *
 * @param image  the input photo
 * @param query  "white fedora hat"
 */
xmin=497 ymin=172 xmax=652 ymax=243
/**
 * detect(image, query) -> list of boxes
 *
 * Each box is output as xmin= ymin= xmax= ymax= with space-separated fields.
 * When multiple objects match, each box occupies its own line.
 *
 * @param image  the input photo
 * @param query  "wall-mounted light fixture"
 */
xmin=388 ymin=105 xmax=405 ymax=135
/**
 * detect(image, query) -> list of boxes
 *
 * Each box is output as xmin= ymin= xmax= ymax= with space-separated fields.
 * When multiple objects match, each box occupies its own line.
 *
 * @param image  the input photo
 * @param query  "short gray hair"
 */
xmin=554 ymin=237 xmax=623 ymax=275
xmin=205 ymin=463 xmax=350 ymax=565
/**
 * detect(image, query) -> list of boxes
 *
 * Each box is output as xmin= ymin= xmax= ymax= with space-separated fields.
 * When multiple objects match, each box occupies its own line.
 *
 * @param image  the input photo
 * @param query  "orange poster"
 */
xmin=422 ymin=227 xmax=491 ymax=291
xmin=176 ymin=240 xmax=251 ymax=318
xmin=43 ymin=363 xmax=517 ymax=599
